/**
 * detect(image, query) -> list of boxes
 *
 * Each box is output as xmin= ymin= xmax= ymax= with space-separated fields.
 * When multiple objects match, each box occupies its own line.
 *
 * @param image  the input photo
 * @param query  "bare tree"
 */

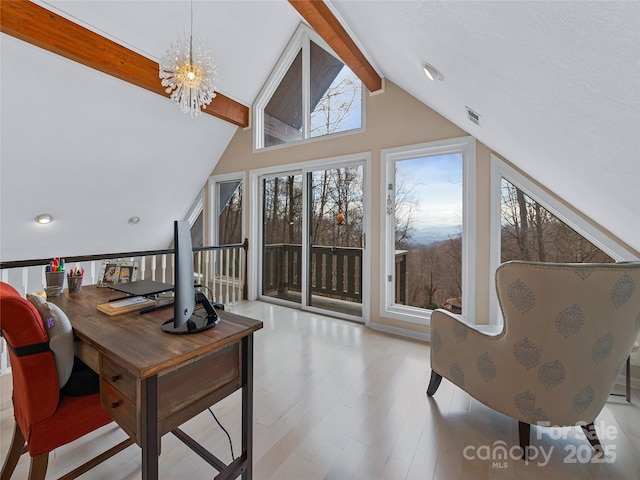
xmin=310 ymin=73 xmax=360 ymax=137
xmin=500 ymin=180 xmax=612 ymax=263
xmin=311 ymin=170 xmax=330 ymax=245
xmin=393 ymin=169 xmax=419 ymax=249
xmin=219 ymin=188 xmax=242 ymax=244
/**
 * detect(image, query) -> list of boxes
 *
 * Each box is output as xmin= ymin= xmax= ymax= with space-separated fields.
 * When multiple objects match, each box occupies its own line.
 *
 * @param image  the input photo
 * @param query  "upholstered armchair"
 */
xmin=427 ymin=261 xmax=640 ymax=457
xmin=0 ymin=282 xmax=132 ymax=480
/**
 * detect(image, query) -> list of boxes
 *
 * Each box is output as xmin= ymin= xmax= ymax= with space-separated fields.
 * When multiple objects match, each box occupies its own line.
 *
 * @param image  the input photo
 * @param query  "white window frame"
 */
xmin=207 ymin=172 xmax=245 ymax=246
xmin=381 ymin=136 xmax=477 ymax=325
xmin=488 ymin=154 xmax=640 ymax=323
xmin=252 ymin=23 xmax=365 ymax=152
xmin=184 ymin=189 xmax=205 ymax=247
xmin=186 ymin=189 xmax=204 ymax=227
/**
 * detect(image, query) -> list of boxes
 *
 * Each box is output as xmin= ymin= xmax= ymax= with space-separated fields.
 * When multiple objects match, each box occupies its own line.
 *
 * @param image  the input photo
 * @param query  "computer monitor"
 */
xmin=162 ymin=220 xmax=220 ymax=334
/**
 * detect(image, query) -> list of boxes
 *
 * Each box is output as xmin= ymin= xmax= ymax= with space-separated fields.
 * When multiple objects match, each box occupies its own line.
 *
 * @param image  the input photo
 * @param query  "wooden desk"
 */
xmin=49 ymin=287 xmax=262 ymax=480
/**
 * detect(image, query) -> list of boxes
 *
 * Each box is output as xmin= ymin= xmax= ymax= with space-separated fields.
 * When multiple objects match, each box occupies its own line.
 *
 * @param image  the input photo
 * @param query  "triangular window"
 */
xmin=254 ymin=24 xmax=363 ymax=149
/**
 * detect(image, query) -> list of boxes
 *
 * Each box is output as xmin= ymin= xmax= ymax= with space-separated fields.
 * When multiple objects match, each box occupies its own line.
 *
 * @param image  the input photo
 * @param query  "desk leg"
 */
xmin=141 ymin=375 xmax=159 ymax=480
xmin=242 ymin=334 xmax=253 ymax=480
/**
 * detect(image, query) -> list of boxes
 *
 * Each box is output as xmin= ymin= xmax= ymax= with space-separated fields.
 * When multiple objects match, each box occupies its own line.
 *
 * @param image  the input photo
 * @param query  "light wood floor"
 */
xmin=2 ymin=301 xmax=639 ymax=479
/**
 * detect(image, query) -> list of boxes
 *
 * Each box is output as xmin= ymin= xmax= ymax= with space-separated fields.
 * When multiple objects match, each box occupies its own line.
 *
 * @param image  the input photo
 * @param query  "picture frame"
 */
xmin=97 ymin=259 xmax=139 ymax=287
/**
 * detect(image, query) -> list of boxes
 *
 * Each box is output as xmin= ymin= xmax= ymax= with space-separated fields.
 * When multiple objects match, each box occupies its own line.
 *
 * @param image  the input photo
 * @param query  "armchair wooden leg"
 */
xmin=1 ymin=423 xmax=26 ymax=480
xmin=626 ymin=355 xmax=631 ymax=402
xmin=518 ymin=421 xmax=530 ymax=460
xmin=426 ymin=370 xmax=443 ymax=396
xmin=610 ymin=355 xmax=632 ymax=402
xmin=581 ymin=422 xmax=603 ymax=453
xmin=27 ymin=454 xmax=48 ymax=480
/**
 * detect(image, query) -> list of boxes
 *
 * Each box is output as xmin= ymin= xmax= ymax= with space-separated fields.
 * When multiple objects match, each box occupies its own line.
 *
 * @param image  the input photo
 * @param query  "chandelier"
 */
xmin=159 ymin=1 xmax=219 ymax=117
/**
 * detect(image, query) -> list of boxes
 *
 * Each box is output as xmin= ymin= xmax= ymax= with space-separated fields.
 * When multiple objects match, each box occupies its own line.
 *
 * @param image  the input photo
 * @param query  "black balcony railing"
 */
xmin=263 ymin=244 xmax=362 ymax=302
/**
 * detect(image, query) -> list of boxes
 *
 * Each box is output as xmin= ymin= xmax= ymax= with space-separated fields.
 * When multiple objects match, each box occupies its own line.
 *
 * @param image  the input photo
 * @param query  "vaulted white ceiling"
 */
xmin=332 ymin=0 xmax=640 ymax=251
xmin=1 ymin=0 xmax=638 ymax=261
xmin=0 ymin=0 xmax=301 ymax=260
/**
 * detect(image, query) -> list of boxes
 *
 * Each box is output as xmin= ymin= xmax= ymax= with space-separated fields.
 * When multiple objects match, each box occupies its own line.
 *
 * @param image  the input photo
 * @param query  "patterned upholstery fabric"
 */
xmin=430 ymin=261 xmax=640 ymax=427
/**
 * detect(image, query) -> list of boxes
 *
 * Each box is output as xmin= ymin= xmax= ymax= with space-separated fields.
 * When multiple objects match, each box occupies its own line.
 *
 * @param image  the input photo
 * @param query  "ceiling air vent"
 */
xmin=466 ymin=106 xmax=480 ymax=126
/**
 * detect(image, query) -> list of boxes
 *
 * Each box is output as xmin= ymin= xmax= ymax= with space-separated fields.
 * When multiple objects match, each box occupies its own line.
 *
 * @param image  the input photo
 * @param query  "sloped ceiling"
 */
xmin=0 ymin=0 xmax=301 ymax=261
xmin=1 ymin=1 xmax=639 ymax=262
xmin=330 ymin=0 xmax=640 ymax=252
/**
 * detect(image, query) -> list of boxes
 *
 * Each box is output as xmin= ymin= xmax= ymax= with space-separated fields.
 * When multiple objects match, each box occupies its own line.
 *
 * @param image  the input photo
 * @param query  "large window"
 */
xmin=489 ymin=156 xmax=638 ymax=322
xmin=382 ymin=137 xmax=476 ymax=325
xmin=254 ymin=24 xmax=363 ymax=150
xmin=500 ymin=178 xmax=613 ymax=264
xmin=217 ymin=180 xmax=243 ymax=245
xmin=208 ymin=173 xmax=244 ymax=246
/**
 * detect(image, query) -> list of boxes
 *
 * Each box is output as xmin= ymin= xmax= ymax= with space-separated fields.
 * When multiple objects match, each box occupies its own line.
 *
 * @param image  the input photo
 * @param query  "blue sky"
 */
xmin=310 ymin=66 xmax=362 ymax=135
xmin=396 ymin=153 xmax=463 ymax=229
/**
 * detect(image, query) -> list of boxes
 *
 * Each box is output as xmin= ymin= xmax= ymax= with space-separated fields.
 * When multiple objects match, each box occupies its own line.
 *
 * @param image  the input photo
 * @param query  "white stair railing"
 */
xmin=0 ymin=243 xmax=246 ymax=375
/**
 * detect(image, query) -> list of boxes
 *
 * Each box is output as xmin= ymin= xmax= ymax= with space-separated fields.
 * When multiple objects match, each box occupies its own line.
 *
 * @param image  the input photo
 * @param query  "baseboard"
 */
xmin=369 ymin=321 xmax=430 ymax=342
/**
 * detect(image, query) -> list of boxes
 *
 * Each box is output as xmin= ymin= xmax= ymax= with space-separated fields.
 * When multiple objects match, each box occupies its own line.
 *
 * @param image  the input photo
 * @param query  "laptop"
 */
xmin=108 ymin=280 xmax=174 ymax=297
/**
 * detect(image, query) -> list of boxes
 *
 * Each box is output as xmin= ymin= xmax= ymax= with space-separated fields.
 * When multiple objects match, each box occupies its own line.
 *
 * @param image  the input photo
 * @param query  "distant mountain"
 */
xmin=410 ymin=225 xmax=462 ymax=246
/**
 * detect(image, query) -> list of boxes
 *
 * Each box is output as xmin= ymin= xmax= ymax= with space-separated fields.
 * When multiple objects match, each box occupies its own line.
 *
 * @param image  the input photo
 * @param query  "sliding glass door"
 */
xmin=261 ymin=173 xmax=304 ymax=304
xmin=258 ymin=159 xmax=367 ymax=320
xmin=308 ymin=165 xmax=363 ymax=316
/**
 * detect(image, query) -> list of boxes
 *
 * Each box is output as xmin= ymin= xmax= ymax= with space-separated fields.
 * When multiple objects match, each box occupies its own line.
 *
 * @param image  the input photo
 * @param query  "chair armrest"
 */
xmin=431 ymin=308 xmax=503 ymax=341
xmin=430 ymin=309 xmax=506 ymax=382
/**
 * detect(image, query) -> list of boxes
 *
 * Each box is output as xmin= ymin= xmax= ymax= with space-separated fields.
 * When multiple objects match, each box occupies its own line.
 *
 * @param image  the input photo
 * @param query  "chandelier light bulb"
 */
xmin=160 ymin=0 xmax=219 ymax=118
xmin=160 ymin=32 xmax=219 ymax=117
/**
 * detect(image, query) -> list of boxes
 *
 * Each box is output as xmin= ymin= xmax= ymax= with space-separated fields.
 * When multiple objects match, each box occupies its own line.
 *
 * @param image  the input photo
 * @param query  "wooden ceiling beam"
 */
xmin=0 ymin=0 xmax=249 ymax=127
xmin=288 ymin=0 xmax=382 ymax=93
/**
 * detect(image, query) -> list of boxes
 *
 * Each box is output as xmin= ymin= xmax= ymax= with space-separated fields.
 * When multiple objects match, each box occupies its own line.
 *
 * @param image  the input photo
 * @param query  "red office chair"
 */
xmin=0 ymin=282 xmax=132 ymax=480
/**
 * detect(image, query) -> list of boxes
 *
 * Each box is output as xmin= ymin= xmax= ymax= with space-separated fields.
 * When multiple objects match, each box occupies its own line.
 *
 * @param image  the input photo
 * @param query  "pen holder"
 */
xmin=45 ymin=271 xmax=65 ymax=297
xmin=68 ymin=275 xmax=83 ymax=294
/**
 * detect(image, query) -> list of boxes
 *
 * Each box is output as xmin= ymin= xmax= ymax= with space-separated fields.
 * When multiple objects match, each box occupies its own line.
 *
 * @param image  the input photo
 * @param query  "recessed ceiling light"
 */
xmin=35 ymin=214 xmax=52 ymax=224
xmin=422 ymin=62 xmax=444 ymax=81
xmin=128 ymin=216 xmax=140 ymax=225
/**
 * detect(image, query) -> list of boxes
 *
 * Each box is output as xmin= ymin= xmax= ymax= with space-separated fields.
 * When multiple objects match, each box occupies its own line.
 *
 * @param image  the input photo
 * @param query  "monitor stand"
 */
xmin=161 ymin=292 xmax=220 ymax=334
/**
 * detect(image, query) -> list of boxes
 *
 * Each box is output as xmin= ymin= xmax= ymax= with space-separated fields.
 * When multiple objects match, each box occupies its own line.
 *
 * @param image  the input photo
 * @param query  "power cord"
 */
xmin=208 ymin=407 xmax=235 ymax=460
xmin=195 ymin=284 xmax=216 ymax=304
